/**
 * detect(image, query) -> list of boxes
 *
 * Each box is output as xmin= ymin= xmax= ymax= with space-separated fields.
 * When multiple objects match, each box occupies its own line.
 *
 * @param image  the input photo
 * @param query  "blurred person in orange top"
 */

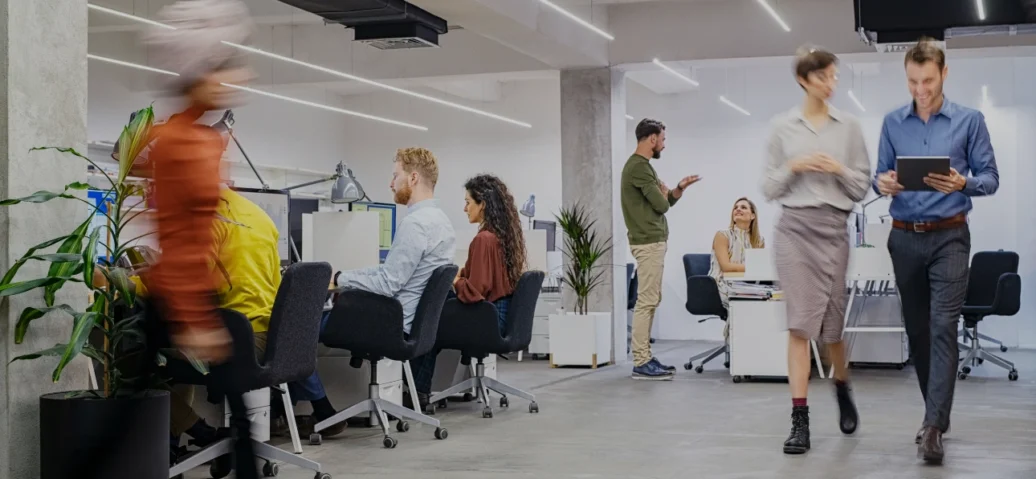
xmin=143 ymin=0 xmax=256 ymax=364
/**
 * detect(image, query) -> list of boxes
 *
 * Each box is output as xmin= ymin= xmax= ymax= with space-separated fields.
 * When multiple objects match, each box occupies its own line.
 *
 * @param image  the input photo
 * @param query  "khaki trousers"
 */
xmin=630 ymin=242 xmax=666 ymax=367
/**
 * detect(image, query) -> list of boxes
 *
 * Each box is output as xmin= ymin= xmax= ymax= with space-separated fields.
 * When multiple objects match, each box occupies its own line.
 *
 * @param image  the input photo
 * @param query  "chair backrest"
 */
xmin=263 ymin=262 xmax=334 ymax=384
xmin=504 ymin=271 xmax=546 ymax=349
xmin=966 ymin=251 xmax=1019 ymax=308
xmin=685 ymin=276 xmax=727 ymax=319
xmin=683 ymin=253 xmax=711 ymax=278
xmin=406 ymin=264 xmax=459 ymax=357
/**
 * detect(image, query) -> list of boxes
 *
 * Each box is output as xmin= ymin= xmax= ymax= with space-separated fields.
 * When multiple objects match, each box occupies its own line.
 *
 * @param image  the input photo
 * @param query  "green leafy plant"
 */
xmin=1 ymin=106 xmax=158 ymax=398
xmin=555 ymin=203 xmax=612 ymax=315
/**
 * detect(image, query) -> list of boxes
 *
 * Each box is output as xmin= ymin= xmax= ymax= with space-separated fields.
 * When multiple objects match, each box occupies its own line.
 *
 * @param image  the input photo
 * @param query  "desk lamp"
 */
xmin=214 ymin=110 xmax=369 ymax=261
xmin=520 ymin=194 xmax=535 ymax=229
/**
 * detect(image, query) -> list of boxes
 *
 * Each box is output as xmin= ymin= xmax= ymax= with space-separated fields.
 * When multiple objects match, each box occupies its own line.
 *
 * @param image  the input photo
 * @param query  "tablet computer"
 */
xmin=895 ymin=156 xmax=950 ymax=191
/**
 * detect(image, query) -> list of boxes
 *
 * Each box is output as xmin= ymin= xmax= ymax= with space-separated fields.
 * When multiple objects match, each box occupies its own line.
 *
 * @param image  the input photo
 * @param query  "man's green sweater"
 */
xmin=621 ymin=154 xmax=680 ymax=246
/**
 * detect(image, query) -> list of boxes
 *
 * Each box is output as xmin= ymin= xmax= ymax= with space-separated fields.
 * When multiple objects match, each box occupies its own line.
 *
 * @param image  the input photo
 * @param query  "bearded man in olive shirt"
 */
xmin=621 ymin=118 xmax=700 ymax=380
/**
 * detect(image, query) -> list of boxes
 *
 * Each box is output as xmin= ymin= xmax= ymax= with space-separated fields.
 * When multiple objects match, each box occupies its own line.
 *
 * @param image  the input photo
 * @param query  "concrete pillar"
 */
xmin=0 ymin=0 xmax=90 ymax=477
xmin=559 ymin=67 xmax=629 ymax=365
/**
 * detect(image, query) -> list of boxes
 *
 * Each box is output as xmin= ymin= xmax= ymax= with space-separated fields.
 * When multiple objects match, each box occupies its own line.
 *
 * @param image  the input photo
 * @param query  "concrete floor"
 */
xmin=186 ymin=340 xmax=1036 ymax=479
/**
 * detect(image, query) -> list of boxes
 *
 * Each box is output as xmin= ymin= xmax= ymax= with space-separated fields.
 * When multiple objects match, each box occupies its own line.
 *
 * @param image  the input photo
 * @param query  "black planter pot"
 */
xmin=40 ymin=389 xmax=170 ymax=479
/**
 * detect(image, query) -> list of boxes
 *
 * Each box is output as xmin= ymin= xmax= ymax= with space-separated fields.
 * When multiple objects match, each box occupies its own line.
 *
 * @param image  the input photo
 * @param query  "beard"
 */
xmin=652 ymin=147 xmax=662 ymax=159
xmin=393 ymin=183 xmax=412 ymax=205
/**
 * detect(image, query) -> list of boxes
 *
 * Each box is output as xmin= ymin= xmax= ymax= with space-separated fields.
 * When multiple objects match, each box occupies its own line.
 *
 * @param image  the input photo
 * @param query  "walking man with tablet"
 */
xmin=874 ymin=38 xmax=999 ymax=465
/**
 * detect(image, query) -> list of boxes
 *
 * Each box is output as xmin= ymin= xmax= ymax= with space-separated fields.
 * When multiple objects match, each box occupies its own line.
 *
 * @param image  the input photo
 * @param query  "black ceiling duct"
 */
xmin=854 ymin=0 xmax=1036 ymax=47
xmin=279 ymin=0 xmax=448 ymax=49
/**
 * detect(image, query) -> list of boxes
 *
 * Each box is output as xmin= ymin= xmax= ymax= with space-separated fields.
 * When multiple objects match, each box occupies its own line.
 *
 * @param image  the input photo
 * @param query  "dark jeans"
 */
xmin=888 ymin=225 xmax=970 ymax=432
xmin=410 ymin=292 xmax=511 ymax=395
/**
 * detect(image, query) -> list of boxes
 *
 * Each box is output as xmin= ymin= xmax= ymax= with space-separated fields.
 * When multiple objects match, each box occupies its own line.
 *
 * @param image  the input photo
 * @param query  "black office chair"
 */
xmin=165 ymin=262 xmax=333 ymax=479
xmin=681 ymin=253 xmax=729 ymax=373
xmin=957 ymin=250 xmax=1021 ymax=381
xmin=312 ymin=265 xmax=457 ymax=448
xmin=429 ymin=271 xmax=545 ymax=418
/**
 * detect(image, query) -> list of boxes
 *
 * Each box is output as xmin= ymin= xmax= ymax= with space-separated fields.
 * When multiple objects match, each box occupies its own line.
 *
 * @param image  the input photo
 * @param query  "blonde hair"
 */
xmin=395 ymin=147 xmax=439 ymax=186
xmin=729 ymin=197 xmax=764 ymax=248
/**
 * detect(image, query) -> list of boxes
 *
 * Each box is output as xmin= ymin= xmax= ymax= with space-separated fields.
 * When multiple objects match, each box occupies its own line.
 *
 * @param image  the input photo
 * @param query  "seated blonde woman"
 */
xmin=707 ymin=197 xmax=765 ymax=308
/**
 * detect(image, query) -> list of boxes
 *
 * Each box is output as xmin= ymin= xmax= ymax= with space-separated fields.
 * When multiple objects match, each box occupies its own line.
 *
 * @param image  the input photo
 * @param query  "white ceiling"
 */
xmin=87 ymin=0 xmax=1036 ymax=107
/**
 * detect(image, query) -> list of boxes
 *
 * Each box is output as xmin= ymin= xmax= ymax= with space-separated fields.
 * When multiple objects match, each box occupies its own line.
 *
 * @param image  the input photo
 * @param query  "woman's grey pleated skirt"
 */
xmin=773 ymin=205 xmax=851 ymax=343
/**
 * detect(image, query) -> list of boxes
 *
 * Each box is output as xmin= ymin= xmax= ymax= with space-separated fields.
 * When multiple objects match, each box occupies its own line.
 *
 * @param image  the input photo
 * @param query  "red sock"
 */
xmin=792 ymin=398 xmax=807 ymax=407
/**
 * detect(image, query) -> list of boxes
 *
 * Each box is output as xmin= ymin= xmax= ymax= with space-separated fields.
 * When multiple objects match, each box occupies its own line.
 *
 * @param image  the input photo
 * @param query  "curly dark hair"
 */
xmin=464 ymin=174 xmax=527 ymax=288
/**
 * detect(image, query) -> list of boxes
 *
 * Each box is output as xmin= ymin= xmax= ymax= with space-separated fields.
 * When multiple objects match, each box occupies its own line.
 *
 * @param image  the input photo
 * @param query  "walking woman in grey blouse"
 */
xmin=708 ymin=197 xmax=765 ymax=309
xmin=761 ymin=46 xmax=871 ymax=456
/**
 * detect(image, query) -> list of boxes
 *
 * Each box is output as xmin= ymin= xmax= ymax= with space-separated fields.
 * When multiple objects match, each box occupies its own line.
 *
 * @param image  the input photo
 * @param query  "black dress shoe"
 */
xmin=834 ymin=381 xmax=859 ymax=435
xmin=917 ymin=426 xmax=944 ymax=464
xmin=783 ymin=406 xmax=811 ymax=454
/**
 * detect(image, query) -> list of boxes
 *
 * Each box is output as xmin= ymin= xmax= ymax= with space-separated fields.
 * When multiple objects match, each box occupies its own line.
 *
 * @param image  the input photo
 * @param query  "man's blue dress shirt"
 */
xmin=874 ymin=98 xmax=999 ymax=222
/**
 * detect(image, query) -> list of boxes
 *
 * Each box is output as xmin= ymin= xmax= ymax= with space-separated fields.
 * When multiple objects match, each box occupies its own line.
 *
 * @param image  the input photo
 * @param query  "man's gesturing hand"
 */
xmin=671 ymin=175 xmax=701 ymax=199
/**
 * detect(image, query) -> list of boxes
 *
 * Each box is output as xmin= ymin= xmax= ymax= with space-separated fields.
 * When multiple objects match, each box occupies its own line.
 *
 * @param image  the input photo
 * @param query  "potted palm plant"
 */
xmin=548 ymin=203 xmax=613 ymax=368
xmin=1 ymin=106 xmax=172 ymax=479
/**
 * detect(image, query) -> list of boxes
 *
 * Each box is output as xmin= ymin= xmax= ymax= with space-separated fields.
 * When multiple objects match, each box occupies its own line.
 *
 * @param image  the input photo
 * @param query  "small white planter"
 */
xmin=548 ymin=311 xmax=612 ymax=368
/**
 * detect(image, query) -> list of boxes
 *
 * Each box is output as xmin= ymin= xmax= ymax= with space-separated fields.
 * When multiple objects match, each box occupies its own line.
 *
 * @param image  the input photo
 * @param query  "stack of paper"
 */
xmin=729 ymin=282 xmax=776 ymax=300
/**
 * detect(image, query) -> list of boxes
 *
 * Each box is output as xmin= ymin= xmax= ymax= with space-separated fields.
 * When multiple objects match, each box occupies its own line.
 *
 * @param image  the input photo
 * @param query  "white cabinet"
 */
xmin=529 ymin=292 xmax=561 ymax=356
xmin=728 ymin=300 xmax=790 ymax=379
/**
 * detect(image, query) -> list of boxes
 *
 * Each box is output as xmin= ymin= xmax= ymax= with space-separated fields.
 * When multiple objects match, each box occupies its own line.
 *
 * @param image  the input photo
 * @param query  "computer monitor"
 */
xmin=289 ymin=197 xmax=320 ymax=261
xmin=532 ymin=220 xmax=556 ymax=252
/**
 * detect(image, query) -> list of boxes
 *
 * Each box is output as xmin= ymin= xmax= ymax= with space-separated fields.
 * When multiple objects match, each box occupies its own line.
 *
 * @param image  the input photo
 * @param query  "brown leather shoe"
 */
xmin=917 ymin=426 xmax=944 ymax=464
xmin=915 ymin=423 xmax=950 ymax=444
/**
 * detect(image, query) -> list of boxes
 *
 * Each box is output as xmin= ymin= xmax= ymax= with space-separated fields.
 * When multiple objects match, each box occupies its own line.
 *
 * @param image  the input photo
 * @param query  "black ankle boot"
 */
xmin=783 ymin=406 xmax=811 ymax=454
xmin=835 ymin=381 xmax=859 ymax=435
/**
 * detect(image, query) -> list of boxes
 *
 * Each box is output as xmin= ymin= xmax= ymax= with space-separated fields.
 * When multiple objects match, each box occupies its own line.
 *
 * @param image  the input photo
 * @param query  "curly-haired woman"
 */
xmin=407 ymin=174 xmax=527 ymax=411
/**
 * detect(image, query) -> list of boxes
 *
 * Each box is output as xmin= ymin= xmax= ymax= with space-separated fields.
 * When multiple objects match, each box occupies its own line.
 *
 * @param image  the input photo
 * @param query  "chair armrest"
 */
xmin=991 ymin=273 xmax=1021 ymax=316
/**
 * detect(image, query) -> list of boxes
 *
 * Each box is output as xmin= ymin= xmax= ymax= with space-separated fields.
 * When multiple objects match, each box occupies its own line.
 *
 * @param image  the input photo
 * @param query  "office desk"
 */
xmin=724 ymin=247 xmax=903 ymax=382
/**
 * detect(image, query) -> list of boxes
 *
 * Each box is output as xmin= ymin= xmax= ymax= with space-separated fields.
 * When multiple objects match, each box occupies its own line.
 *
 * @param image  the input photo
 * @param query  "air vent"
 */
xmin=278 ymin=0 xmax=447 ymax=50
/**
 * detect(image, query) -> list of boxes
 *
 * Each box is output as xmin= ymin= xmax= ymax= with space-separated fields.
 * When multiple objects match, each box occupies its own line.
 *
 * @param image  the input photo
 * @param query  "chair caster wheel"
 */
xmin=695 ymin=365 xmax=704 ymax=374
xmin=977 ymin=358 xmax=985 ymax=365
xmin=683 ymin=362 xmax=693 ymax=370
xmin=210 ymin=454 xmax=232 ymax=479
xmin=463 ymin=392 xmax=475 ymax=402
xmin=958 ymin=372 xmax=968 ymax=380
xmin=529 ymin=402 xmax=539 ymax=414
xmin=732 ymin=376 xmax=743 ymax=384
xmin=437 ymin=399 xmax=448 ymax=409
xmin=1001 ymin=345 xmax=1009 ymax=353
xmin=383 ymin=436 xmax=398 ymax=448
xmin=434 ymin=427 xmax=448 ymax=440
xmin=499 ymin=397 xmax=509 ymax=408
xmin=1009 ymin=370 xmax=1019 ymax=381
xmin=315 ymin=473 xmax=332 ymax=479
xmin=263 ymin=461 xmax=279 ymax=477
xmin=482 ymin=407 xmax=494 ymax=418
xmin=723 ymin=361 xmax=730 ymax=369
xmin=396 ymin=421 xmax=410 ymax=433
xmin=309 ymin=433 xmax=322 ymax=446
xmin=962 ymin=366 xmax=971 ymax=374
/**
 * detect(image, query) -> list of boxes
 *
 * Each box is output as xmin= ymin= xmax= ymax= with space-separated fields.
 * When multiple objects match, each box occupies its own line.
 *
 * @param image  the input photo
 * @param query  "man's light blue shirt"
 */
xmin=873 ymin=98 xmax=999 ymax=222
xmin=337 ymin=199 xmax=456 ymax=334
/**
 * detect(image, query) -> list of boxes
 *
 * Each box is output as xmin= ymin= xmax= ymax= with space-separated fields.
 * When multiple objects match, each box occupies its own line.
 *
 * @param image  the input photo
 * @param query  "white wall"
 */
xmin=626 ymin=52 xmax=1036 ymax=348
xmin=88 ymin=64 xmax=563 ymax=259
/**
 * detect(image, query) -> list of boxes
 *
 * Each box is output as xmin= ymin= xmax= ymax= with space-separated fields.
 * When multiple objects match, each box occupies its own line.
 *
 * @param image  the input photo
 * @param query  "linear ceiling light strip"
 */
xmin=538 ymin=0 xmax=615 ymax=41
xmin=653 ymin=58 xmax=700 ymax=87
xmin=87 ymin=3 xmax=531 ymax=128
xmin=87 ymin=54 xmax=429 ymax=131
